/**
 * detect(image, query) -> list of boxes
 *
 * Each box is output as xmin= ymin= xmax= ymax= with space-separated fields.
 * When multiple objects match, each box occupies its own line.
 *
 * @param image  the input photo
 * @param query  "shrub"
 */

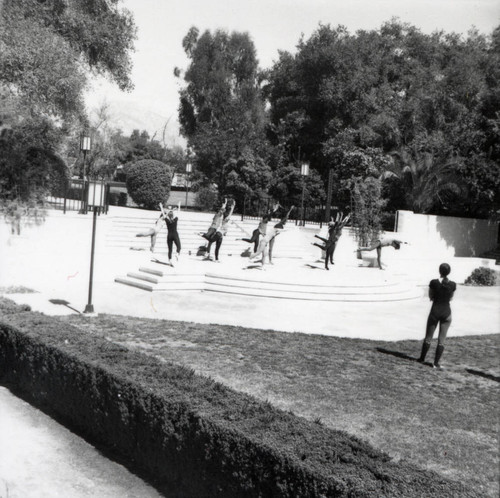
xmin=108 ymin=192 xmax=128 ymax=207
xmin=108 ymin=192 xmax=120 ymax=206
xmin=464 ymin=267 xmax=499 ymax=286
xmin=2 ymin=196 xmax=46 ymax=235
xmin=196 ymin=185 xmax=218 ymax=211
xmin=126 ymin=159 xmax=172 ymax=210
xmin=118 ymin=192 xmax=128 ymax=206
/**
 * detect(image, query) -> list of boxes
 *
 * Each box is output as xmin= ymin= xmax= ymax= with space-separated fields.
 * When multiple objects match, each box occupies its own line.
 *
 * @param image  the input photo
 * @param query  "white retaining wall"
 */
xmin=395 ymin=210 xmax=498 ymax=258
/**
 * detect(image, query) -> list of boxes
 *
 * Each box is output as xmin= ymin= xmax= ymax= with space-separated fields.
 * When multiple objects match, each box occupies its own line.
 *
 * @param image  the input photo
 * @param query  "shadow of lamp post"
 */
xmin=79 ymin=134 xmax=91 ymax=214
xmin=185 ymin=162 xmax=192 ymax=208
xmin=84 ymin=179 xmax=107 ymax=314
xmin=300 ymin=161 xmax=309 ymax=226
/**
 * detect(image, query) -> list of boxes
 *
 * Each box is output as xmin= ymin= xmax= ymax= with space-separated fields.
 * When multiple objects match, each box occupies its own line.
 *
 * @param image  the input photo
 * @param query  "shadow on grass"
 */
xmin=376 ymin=347 xmax=417 ymax=362
xmin=49 ymin=299 xmax=81 ymax=314
xmin=466 ymin=369 xmax=500 ymax=383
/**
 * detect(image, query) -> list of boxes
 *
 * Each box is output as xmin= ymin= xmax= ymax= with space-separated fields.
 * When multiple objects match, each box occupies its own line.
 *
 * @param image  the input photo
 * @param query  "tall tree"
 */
xmin=0 ymin=0 xmax=136 ymax=200
xmin=177 ymin=27 xmax=270 ymax=200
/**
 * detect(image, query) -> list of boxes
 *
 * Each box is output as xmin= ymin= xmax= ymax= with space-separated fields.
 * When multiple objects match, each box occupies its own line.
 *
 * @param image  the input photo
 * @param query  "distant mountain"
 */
xmin=88 ymin=99 xmax=186 ymax=148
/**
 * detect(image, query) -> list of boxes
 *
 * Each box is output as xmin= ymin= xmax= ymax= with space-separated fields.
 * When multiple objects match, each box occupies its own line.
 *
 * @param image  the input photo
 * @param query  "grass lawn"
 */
xmin=62 ymin=314 xmax=499 ymax=497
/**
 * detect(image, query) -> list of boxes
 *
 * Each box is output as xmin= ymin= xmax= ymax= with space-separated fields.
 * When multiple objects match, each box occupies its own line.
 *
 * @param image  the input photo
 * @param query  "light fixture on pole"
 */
xmin=300 ymin=161 xmax=309 ymax=226
xmin=185 ymin=162 xmax=192 ymax=208
xmin=83 ymin=179 xmax=106 ymax=314
xmin=79 ymin=134 xmax=91 ymax=214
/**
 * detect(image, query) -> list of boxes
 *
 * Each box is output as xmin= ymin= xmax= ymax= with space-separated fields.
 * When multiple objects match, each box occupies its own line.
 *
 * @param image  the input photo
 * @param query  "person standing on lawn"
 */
xmin=417 ymin=263 xmax=457 ymax=369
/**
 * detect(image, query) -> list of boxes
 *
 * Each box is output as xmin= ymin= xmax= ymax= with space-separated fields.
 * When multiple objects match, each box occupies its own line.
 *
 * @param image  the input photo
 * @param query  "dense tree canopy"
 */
xmin=0 ymin=0 xmax=136 ymax=200
xmin=177 ymin=20 xmax=499 ymax=219
xmin=266 ymin=20 xmax=500 ymax=217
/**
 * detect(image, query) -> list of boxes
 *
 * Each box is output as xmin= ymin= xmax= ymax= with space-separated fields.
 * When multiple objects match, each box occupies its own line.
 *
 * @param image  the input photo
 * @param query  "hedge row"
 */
xmin=0 ymin=300 xmax=478 ymax=497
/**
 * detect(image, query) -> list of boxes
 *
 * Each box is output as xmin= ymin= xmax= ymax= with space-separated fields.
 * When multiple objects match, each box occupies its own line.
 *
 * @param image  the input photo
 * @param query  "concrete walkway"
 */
xmin=0 ymin=387 xmax=162 ymax=498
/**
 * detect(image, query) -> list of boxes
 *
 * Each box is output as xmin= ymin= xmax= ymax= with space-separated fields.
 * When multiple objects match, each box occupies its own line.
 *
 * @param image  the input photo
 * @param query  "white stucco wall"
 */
xmin=395 ymin=210 xmax=499 ymax=258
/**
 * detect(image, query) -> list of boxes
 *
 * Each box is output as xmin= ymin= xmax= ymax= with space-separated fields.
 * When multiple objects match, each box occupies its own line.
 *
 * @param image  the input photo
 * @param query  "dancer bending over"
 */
xmin=417 ymin=263 xmax=456 ymax=369
xmin=312 ymin=212 xmax=350 ymax=270
xmin=162 ymin=204 xmax=181 ymax=265
xmin=200 ymin=198 xmax=227 ymax=241
xmin=356 ymin=236 xmax=408 ymax=270
xmin=135 ymin=207 xmax=165 ymax=252
xmin=240 ymin=202 xmax=280 ymax=252
xmin=197 ymin=198 xmax=227 ymax=255
xmin=242 ymin=205 xmax=294 ymax=267
xmin=206 ymin=200 xmax=235 ymax=261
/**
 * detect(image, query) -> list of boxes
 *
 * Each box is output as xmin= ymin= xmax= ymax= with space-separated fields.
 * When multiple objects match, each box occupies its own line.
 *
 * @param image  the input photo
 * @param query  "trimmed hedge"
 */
xmin=126 ymin=159 xmax=172 ymax=209
xmin=0 ymin=301 xmax=478 ymax=497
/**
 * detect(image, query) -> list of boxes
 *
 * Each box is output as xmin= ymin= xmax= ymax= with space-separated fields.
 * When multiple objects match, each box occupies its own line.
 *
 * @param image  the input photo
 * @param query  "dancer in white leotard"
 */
xmin=242 ymin=205 xmax=294 ymax=267
xmin=135 ymin=207 xmax=166 ymax=252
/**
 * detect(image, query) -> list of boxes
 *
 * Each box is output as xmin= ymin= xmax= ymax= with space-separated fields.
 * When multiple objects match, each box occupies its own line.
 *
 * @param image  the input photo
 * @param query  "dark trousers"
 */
xmin=207 ymin=233 xmax=223 ymax=260
xmin=167 ymin=233 xmax=181 ymax=259
xmin=242 ymin=229 xmax=260 ymax=252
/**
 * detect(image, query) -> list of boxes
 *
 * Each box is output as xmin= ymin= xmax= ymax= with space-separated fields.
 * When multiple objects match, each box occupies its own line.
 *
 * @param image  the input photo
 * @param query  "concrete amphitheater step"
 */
xmin=115 ymin=276 xmax=204 ymax=292
xmin=114 ymin=261 xmax=423 ymax=302
xmin=105 ymin=214 xmax=306 ymax=259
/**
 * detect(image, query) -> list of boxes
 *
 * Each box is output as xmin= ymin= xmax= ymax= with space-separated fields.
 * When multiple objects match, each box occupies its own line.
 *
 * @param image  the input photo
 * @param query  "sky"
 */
xmin=85 ymin=0 xmax=500 ymax=142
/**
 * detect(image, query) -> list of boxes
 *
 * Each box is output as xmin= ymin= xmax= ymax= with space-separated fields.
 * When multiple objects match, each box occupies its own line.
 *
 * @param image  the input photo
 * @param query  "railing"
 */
xmin=45 ymin=179 xmax=109 ymax=214
xmin=240 ymin=196 xmax=325 ymax=228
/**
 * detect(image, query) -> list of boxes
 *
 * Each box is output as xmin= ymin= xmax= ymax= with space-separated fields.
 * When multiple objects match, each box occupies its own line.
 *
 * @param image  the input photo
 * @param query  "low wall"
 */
xmin=167 ymin=189 xmax=196 ymax=208
xmin=0 ymin=302 xmax=476 ymax=498
xmin=395 ymin=211 xmax=498 ymax=258
xmin=109 ymin=183 xmax=197 ymax=209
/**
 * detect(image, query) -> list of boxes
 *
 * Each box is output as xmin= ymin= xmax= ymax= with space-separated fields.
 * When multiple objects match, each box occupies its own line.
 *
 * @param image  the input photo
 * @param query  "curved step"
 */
xmin=115 ymin=262 xmax=423 ymax=302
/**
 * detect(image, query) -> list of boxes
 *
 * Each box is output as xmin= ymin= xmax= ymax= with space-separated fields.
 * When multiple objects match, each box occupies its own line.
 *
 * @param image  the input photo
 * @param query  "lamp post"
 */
xmin=84 ymin=179 xmax=106 ymax=314
xmin=79 ymin=134 xmax=91 ymax=214
xmin=325 ymin=167 xmax=334 ymax=223
xmin=300 ymin=161 xmax=309 ymax=226
xmin=185 ymin=162 xmax=192 ymax=208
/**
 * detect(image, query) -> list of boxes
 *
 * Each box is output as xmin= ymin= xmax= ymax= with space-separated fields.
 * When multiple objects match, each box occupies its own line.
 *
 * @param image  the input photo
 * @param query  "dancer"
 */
xmin=240 ymin=202 xmax=281 ymax=252
xmin=135 ymin=206 xmax=165 ymax=252
xmin=162 ymin=204 xmax=181 ymax=265
xmin=312 ymin=212 xmax=350 ymax=270
xmin=200 ymin=198 xmax=227 ymax=241
xmin=356 ymin=236 xmax=408 ymax=270
xmin=417 ymin=263 xmax=457 ymax=369
xmin=197 ymin=198 xmax=227 ymax=255
xmin=242 ymin=205 xmax=294 ymax=267
xmin=206 ymin=199 xmax=236 ymax=262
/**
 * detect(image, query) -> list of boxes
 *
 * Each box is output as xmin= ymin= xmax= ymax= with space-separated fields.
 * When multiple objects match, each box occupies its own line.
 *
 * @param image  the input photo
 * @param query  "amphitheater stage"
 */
xmin=115 ymin=254 xmax=423 ymax=302
xmin=2 ymin=207 xmax=498 ymax=340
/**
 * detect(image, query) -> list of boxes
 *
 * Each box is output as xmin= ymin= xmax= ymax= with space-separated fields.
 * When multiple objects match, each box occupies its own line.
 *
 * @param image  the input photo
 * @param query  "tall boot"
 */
xmin=417 ymin=340 xmax=431 ymax=363
xmin=433 ymin=344 xmax=445 ymax=369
